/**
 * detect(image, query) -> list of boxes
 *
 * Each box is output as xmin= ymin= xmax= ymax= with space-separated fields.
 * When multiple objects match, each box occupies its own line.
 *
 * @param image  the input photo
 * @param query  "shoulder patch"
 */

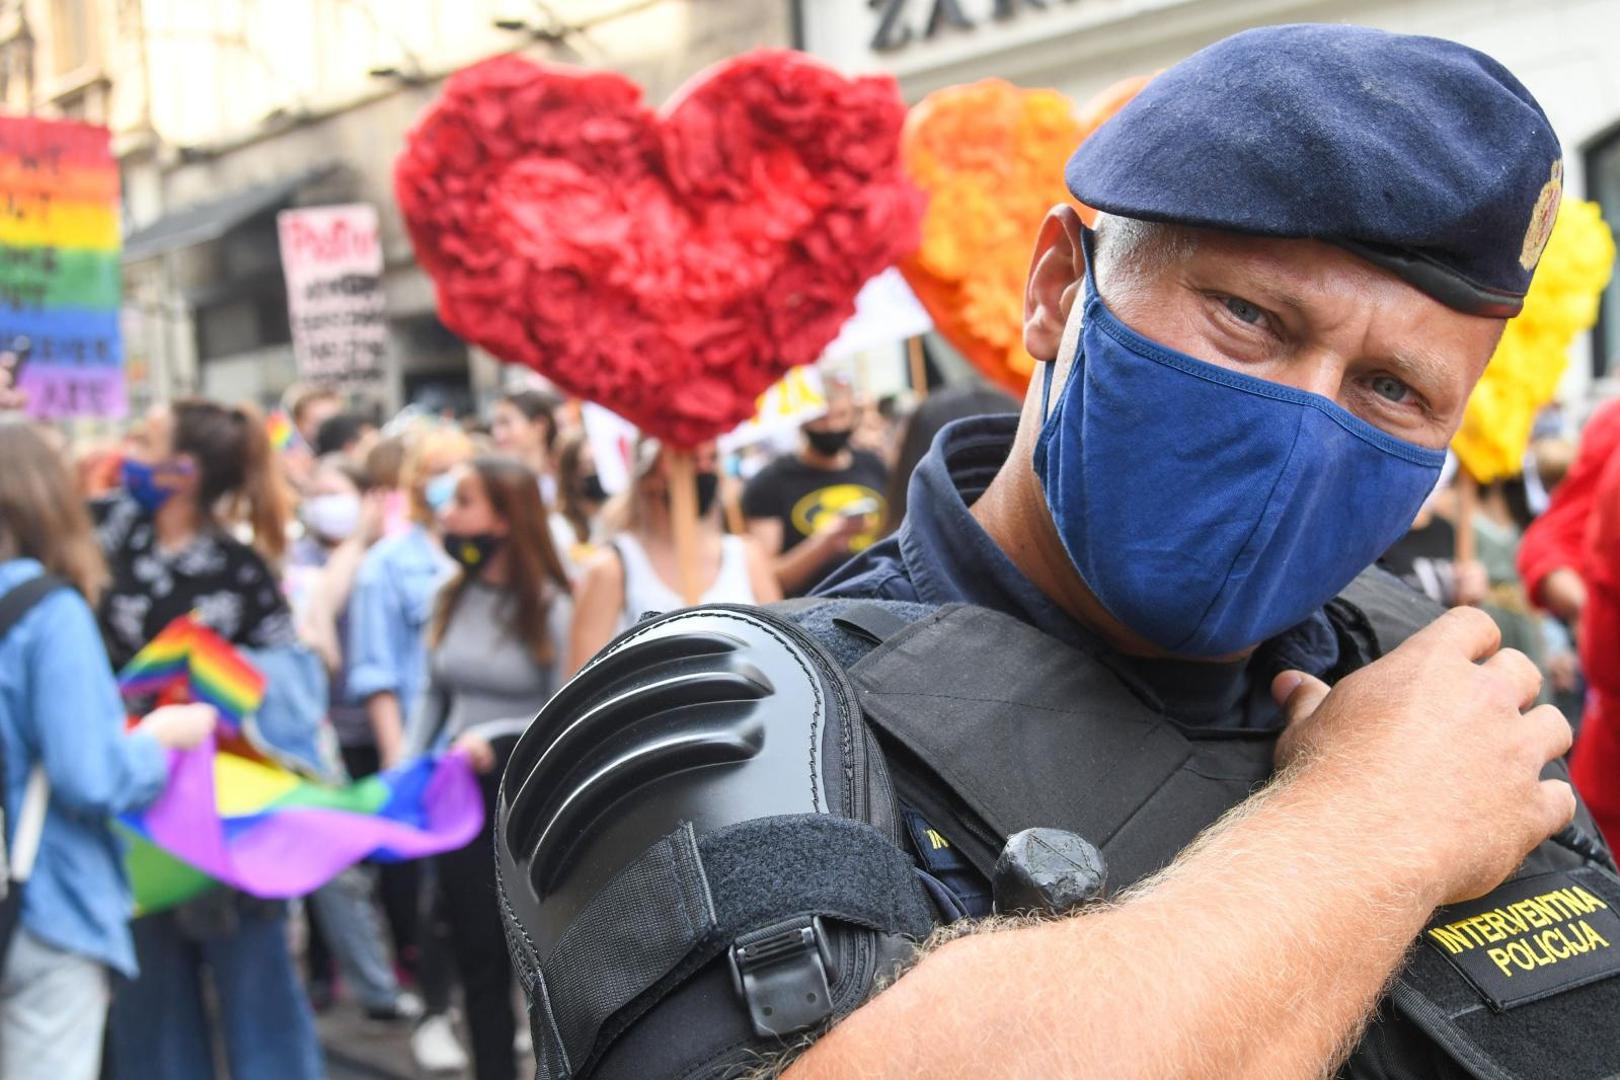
xmin=1423 ymin=869 xmax=1620 ymax=1011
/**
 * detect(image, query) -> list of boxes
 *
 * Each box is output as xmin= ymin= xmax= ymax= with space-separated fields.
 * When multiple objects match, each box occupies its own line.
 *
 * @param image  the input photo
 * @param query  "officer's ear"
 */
xmin=1023 ymin=205 xmax=1087 ymax=363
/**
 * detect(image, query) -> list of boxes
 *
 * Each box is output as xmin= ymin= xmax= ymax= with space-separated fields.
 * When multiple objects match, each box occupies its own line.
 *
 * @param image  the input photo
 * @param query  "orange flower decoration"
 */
xmin=900 ymin=76 xmax=1150 ymax=394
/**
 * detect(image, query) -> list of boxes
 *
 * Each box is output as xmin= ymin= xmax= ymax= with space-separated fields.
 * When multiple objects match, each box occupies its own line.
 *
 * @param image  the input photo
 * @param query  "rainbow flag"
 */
xmin=0 ymin=116 xmax=125 ymax=420
xmin=116 ymin=618 xmax=484 ymax=911
xmin=117 ymin=616 xmax=266 ymax=724
xmin=266 ymin=409 xmax=298 ymax=452
xmin=119 ymin=735 xmax=482 ymax=913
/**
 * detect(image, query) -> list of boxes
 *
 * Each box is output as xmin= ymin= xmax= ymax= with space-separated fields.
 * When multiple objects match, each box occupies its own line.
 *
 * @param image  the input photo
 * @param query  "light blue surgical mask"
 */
xmin=1032 ymin=249 xmax=1446 ymax=657
xmin=424 ymin=472 xmax=457 ymax=513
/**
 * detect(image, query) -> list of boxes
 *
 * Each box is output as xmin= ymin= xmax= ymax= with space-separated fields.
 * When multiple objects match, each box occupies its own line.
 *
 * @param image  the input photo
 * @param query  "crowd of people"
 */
xmin=2 ymin=321 xmax=1620 ymax=1079
xmin=0 ymin=340 xmax=1618 ymax=1080
xmin=0 ymin=367 xmax=977 ymax=1079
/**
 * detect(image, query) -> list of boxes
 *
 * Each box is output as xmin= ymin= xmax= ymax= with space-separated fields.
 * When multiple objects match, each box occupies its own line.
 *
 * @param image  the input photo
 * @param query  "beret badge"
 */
xmin=1520 ymin=159 xmax=1563 ymax=272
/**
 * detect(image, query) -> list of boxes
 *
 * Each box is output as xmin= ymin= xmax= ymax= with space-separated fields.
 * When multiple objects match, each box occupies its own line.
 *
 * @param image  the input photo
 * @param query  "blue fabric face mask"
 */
xmin=120 ymin=458 xmax=177 ymax=514
xmin=1032 ymin=267 xmax=1446 ymax=657
xmin=424 ymin=472 xmax=458 ymax=514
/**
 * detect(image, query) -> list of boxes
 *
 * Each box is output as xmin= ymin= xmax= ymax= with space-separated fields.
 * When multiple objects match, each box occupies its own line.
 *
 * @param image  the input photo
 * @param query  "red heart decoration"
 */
xmin=395 ymin=50 xmax=924 ymax=447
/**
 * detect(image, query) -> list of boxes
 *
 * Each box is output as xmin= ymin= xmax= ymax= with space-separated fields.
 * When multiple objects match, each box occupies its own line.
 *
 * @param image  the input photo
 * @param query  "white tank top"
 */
xmin=615 ymin=533 xmax=756 ymax=630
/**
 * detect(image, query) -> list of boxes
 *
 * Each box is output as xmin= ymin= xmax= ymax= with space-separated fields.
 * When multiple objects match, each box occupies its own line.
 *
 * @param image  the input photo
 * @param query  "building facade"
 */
xmin=3 ymin=0 xmax=794 ymax=417
xmin=800 ymin=0 xmax=1620 ymax=405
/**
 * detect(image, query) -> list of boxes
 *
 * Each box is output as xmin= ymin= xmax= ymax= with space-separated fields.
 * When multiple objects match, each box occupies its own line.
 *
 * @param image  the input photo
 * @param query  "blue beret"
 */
xmin=1066 ymin=24 xmax=1562 ymax=316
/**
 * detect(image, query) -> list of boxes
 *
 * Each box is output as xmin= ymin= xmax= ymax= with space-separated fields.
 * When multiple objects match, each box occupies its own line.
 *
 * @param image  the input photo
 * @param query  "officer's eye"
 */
xmin=1222 ymin=296 xmax=1264 ymax=325
xmin=1369 ymin=374 xmax=1412 ymax=404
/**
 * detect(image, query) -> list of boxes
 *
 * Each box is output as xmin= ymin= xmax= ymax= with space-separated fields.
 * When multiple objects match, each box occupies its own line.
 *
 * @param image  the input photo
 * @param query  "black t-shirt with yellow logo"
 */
xmin=741 ymin=449 xmax=889 ymax=595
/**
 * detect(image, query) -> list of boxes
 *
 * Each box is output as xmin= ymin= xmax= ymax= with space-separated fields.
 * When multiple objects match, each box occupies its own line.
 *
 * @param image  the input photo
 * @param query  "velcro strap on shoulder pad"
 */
xmin=531 ymin=814 xmax=933 ymax=1079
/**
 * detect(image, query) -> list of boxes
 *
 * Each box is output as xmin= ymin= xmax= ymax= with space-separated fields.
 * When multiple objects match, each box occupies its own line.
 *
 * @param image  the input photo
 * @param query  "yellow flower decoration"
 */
xmin=1452 ymin=200 xmax=1616 ymax=482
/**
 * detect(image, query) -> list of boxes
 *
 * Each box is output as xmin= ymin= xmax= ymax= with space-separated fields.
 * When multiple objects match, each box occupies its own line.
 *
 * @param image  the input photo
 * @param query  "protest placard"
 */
xmin=278 ymin=204 xmax=389 ymax=390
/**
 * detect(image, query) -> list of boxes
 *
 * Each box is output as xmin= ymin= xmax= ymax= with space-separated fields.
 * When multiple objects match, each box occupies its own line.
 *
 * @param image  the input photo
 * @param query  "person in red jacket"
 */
xmin=1520 ymin=398 xmax=1620 ymax=844
xmin=1518 ymin=399 xmax=1620 ymax=619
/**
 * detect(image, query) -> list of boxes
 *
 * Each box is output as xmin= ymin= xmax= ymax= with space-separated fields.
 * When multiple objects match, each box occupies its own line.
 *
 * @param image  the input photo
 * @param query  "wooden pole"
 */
xmin=666 ymin=448 xmax=702 ymax=606
xmin=721 ymin=481 xmax=746 ymax=538
xmin=1454 ymin=469 xmax=1478 ymax=566
xmin=907 ymin=336 xmax=928 ymax=400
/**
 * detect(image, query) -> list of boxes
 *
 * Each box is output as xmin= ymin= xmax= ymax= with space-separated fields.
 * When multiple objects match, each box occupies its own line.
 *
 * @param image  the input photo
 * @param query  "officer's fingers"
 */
xmin=1273 ymin=670 xmax=1331 ymax=724
xmin=1523 ymin=703 xmax=1574 ymax=763
xmin=1482 ymin=647 xmax=1543 ymax=710
xmin=1535 ymin=779 xmax=1578 ymax=837
xmin=1417 ymin=605 xmax=1502 ymax=662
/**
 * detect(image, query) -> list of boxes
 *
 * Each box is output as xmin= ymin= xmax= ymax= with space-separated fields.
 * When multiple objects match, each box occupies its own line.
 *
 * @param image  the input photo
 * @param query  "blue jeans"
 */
xmin=108 ymin=905 xmax=323 ymax=1080
xmin=0 ymin=931 xmax=109 ymax=1080
xmin=308 ymin=866 xmax=402 ymax=1010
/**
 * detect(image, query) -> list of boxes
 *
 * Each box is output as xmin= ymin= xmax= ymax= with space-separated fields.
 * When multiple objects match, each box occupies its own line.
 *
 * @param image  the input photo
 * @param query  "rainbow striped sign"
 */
xmin=0 ymin=116 xmax=123 ymax=419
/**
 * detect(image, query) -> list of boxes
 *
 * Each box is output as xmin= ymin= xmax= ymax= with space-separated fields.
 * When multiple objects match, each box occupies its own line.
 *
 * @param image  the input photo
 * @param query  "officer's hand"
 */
xmin=1270 ymin=606 xmax=1574 ymax=907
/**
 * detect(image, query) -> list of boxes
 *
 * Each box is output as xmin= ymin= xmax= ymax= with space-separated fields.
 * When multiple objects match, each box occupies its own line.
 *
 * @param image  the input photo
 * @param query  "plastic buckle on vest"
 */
xmin=728 ymin=915 xmax=836 ymax=1039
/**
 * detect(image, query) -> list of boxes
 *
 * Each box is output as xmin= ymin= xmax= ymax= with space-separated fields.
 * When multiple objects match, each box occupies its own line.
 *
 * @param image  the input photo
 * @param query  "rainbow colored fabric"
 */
xmin=0 ymin=116 xmax=125 ymax=419
xmin=117 ymin=617 xmax=483 ymax=912
xmin=118 ymin=615 xmax=267 ymax=723
xmin=266 ymin=409 xmax=297 ymax=452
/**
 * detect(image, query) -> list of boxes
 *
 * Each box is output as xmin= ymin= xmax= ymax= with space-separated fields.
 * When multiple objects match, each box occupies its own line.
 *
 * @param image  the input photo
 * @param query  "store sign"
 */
xmin=0 ymin=117 xmax=126 ymax=419
xmin=803 ymin=0 xmax=1166 ymax=79
xmin=277 ymin=204 xmax=389 ymax=391
xmin=868 ymin=0 xmax=1083 ymax=52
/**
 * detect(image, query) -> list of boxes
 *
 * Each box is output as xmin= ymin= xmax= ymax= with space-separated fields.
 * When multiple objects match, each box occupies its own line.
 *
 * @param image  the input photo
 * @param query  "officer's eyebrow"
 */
xmin=1383 ymin=345 xmax=1456 ymax=390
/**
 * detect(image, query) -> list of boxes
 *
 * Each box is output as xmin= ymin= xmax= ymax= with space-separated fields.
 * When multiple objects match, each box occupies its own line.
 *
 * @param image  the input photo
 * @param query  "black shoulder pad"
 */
xmin=496 ymin=604 xmax=931 ymax=1080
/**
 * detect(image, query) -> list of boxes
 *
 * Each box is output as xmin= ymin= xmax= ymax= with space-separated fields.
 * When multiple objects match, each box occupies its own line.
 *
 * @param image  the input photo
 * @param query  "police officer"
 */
xmin=498 ymin=25 xmax=1612 ymax=1080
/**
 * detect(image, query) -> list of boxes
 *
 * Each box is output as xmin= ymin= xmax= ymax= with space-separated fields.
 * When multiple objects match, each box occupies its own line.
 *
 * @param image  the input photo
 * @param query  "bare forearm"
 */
xmin=321 ymin=539 xmax=369 ymax=610
xmin=367 ymin=693 xmax=405 ymax=767
xmin=791 ymin=768 xmax=1439 ymax=1080
xmin=773 ymin=536 xmax=838 ymax=595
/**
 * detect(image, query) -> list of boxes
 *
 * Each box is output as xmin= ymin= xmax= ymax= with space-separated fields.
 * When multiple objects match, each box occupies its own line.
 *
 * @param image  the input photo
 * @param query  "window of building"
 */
xmin=49 ymin=0 xmax=88 ymax=76
xmin=1586 ymin=126 xmax=1620 ymax=380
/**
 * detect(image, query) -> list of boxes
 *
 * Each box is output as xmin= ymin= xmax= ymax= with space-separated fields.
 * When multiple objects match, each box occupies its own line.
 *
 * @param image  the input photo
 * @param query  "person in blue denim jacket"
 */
xmin=97 ymin=399 xmax=324 ymax=1080
xmin=344 ymin=424 xmax=472 ymax=1073
xmin=0 ymin=422 xmax=216 ymax=1080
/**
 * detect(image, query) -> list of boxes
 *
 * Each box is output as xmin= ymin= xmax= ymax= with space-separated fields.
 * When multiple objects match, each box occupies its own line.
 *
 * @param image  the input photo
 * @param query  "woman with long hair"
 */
xmin=0 ymin=421 xmax=214 ymax=1080
xmin=96 ymin=398 xmax=325 ymax=1079
xmin=96 ymin=399 xmax=293 ymax=667
xmin=569 ymin=438 xmax=780 ymax=674
xmin=552 ymin=427 xmax=608 ymax=550
xmin=416 ymin=455 xmax=570 ymax=1080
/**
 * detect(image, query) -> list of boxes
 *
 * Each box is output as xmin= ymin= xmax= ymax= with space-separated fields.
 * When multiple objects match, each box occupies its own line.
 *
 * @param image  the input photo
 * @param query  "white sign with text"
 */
xmin=278 ymin=204 xmax=389 ymax=390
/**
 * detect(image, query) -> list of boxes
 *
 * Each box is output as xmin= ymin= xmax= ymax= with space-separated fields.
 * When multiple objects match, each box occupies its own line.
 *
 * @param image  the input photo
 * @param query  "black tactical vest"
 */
xmin=811 ymin=570 xmax=1620 ymax=1080
xmin=499 ymin=568 xmax=1620 ymax=1080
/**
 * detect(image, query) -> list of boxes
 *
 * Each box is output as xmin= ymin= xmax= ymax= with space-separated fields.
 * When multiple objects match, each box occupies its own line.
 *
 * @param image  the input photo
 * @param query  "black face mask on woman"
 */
xmin=579 ymin=473 xmax=609 ymax=504
xmin=443 ymin=532 xmax=504 ymax=571
xmin=661 ymin=472 xmax=721 ymax=517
